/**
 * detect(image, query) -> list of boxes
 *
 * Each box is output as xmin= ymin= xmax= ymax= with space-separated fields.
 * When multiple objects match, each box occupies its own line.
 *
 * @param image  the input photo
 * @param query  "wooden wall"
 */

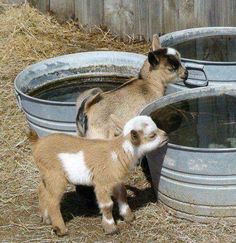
xmin=29 ymin=0 xmax=236 ymax=40
xmin=3 ymin=0 xmax=26 ymax=4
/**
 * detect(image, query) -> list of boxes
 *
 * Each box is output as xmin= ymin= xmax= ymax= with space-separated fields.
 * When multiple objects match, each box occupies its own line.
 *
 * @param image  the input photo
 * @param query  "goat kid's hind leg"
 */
xmin=95 ymin=188 xmax=118 ymax=234
xmin=39 ymin=181 xmax=51 ymax=225
xmin=45 ymin=173 xmax=68 ymax=236
xmin=113 ymin=184 xmax=135 ymax=222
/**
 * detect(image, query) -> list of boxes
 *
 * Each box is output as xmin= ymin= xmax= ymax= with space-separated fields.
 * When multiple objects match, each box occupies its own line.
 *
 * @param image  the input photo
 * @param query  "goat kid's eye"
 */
xmin=149 ymin=133 xmax=156 ymax=139
xmin=168 ymin=68 xmax=176 ymax=73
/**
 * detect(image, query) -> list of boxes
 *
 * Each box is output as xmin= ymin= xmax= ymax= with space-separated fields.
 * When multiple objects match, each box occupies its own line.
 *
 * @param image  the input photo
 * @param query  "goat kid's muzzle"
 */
xmin=180 ymin=69 xmax=189 ymax=81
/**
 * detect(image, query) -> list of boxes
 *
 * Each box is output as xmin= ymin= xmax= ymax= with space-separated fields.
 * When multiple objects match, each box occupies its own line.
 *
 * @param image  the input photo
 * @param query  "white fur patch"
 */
xmin=58 ymin=151 xmax=92 ymax=186
xmin=111 ymin=151 xmax=118 ymax=161
xmin=138 ymin=136 xmax=162 ymax=156
xmin=103 ymin=215 xmax=115 ymax=225
xmin=99 ymin=201 xmax=113 ymax=209
xmin=118 ymin=202 xmax=129 ymax=216
xmin=122 ymin=140 xmax=134 ymax=156
xmin=167 ymin=47 xmax=177 ymax=56
xmin=123 ymin=116 xmax=157 ymax=136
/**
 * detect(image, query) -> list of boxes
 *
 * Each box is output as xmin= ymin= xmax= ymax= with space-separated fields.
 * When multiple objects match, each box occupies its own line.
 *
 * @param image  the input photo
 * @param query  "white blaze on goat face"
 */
xmin=58 ymin=151 xmax=92 ymax=185
xmin=123 ymin=116 xmax=157 ymax=136
xmin=166 ymin=47 xmax=177 ymax=56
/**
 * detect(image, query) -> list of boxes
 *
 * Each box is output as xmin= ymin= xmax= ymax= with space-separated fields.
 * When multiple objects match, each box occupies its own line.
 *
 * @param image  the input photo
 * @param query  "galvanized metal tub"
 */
xmin=14 ymin=51 xmax=146 ymax=137
xmin=140 ymin=86 xmax=236 ymax=222
xmin=160 ymin=27 xmax=236 ymax=94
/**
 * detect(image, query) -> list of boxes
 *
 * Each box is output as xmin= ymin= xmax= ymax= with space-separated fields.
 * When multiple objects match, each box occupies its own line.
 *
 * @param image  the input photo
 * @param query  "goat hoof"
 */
xmin=124 ymin=212 xmax=135 ymax=223
xmin=102 ymin=223 xmax=118 ymax=235
xmin=105 ymin=227 xmax=119 ymax=235
xmin=53 ymin=226 xmax=68 ymax=236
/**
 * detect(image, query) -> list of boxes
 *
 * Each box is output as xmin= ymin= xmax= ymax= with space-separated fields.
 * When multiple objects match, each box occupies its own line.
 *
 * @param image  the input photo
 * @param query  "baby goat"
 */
xmin=76 ymin=34 xmax=188 ymax=139
xmin=30 ymin=116 xmax=168 ymax=236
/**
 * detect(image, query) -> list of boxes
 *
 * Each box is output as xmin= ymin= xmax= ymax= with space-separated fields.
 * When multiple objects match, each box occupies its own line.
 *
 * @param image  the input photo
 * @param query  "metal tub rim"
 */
xmin=140 ymin=85 xmax=236 ymax=152
xmin=14 ymin=50 xmax=146 ymax=106
xmin=160 ymin=26 xmax=236 ymax=65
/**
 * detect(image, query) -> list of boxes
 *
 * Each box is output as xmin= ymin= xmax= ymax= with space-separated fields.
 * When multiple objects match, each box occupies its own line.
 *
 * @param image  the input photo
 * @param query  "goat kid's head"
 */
xmin=148 ymin=34 xmax=188 ymax=83
xmin=123 ymin=116 xmax=168 ymax=158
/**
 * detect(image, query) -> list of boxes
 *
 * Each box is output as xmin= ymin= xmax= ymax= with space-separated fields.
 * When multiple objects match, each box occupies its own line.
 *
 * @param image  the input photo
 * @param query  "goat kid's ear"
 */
xmin=151 ymin=34 xmax=161 ymax=51
xmin=148 ymin=52 xmax=159 ymax=67
xmin=130 ymin=130 xmax=141 ymax=146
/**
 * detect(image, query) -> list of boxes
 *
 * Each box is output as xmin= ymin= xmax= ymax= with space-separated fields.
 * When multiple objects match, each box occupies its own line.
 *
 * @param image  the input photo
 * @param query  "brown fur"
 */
xmin=76 ymin=35 xmax=188 ymax=139
xmin=76 ymin=88 xmax=102 ymax=111
xmin=30 ymin=117 xmax=167 ymax=236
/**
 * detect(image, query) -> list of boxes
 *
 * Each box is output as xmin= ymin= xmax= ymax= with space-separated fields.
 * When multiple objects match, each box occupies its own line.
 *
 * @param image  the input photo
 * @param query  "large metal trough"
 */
xmin=14 ymin=51 xmax=146 ymax=136
xmin=141 ymin=86 xmax=236 ymax=222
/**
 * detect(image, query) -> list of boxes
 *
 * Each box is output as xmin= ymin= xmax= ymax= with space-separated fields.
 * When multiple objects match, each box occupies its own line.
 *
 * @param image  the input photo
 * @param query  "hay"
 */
xmin=0 ymin=2 xmax=236 ymax=242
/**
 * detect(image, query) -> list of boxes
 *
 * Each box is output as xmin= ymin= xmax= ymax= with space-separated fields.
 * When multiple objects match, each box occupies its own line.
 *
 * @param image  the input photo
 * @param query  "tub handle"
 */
xmin=15 ymin=92 xmax=22 ymax=110
xmin=184 ymin=63 xmax=208 ymax=88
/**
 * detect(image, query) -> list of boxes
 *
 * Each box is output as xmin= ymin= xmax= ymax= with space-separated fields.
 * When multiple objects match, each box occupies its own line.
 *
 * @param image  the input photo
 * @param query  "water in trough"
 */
xmin=151 ymin=94 xmax=236 ymax=148
xmin=28 ymin=76 xmax=128 ymax=102
xmin=170 ymin=35 xmax=236 ymax=62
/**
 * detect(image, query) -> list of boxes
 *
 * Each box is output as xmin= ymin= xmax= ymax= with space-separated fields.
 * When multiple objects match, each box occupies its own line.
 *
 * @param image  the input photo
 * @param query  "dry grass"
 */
xmin=0 ymin=2 xmax=236 ymax=242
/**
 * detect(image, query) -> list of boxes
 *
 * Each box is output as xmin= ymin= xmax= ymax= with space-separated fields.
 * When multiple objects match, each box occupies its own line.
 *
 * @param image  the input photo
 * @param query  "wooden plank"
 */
xmin=4 ymin=0 xmax=25 ymax=4
xmin=229 ymin=0 xmax=236 ymax=26
xmin=193 ymin=0 xmax=235 ymax=27
xmin=208 ymin=0 xmax=223 ymax=26
xmin=220 ymin=0 xmax=236 ymax=26
xmin=162 ymin=0 xmax=179 ymax=34
xmin=178 ymin=0 xmax=195 ymax=30
xmin=194 ymin=0 xmax=214 ymax=27
xmin=75 ymin=0 xmax=104 ymax=27
xmin=29 ymin=0 xmax=50 ymax=13
xmin=50 ymin=0 xmax=75 ymax=21
xmin=134 ymin=0 xmax=148 ymax=40
xmin=148 ymin=0 xmax=163 ymax=40
xmin=104 ymin=0 xmax=135 ymax=40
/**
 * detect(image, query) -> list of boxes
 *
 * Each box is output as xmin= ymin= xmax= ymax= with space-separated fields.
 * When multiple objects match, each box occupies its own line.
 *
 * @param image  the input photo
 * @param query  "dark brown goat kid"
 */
xmin=76 ymin=34 xmax=188 ymax=139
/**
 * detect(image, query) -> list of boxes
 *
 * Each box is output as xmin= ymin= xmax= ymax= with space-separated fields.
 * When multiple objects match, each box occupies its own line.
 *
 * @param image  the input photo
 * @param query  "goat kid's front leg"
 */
xmin=95 ymin=188 xmax=117 ymax=234
xmin=113 ymin=184 xmax=135 ymax=222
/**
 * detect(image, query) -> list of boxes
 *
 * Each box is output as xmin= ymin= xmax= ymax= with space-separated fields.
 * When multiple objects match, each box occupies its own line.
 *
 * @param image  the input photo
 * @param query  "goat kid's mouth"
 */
xmin=159 ymin=137 xmax=169 ymax=147
xmin=180 ymin=70 xmax=189 ymax=80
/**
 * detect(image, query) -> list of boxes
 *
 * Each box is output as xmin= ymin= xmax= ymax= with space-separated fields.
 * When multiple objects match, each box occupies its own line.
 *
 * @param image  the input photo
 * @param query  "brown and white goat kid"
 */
xmin=76 ymin=34 xmax=188 ymax=139
xmin=30 ymin=116 xmax=167 ymax=236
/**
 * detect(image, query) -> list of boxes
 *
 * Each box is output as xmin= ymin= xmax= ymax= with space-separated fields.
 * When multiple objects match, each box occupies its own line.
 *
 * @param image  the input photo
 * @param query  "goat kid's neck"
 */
xmin=110 ymin=136 xmax=139 ymax=178
xmin=139 ymin=60 xmax=167 ymax=93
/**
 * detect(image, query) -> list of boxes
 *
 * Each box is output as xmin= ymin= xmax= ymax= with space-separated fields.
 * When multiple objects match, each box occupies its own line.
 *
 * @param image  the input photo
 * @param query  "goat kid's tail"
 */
xmin=27 ymin=128 xmax=39 ymax=143
xmin=76 ymin=88 xmax=102 ymax=110
xmin=76 ymin=88 xmax=102 ymax=136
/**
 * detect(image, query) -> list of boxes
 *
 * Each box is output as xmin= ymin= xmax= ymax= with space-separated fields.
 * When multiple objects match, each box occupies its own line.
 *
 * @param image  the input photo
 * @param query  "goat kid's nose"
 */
xmin=184 ymin=69 xmax=188 ymax=79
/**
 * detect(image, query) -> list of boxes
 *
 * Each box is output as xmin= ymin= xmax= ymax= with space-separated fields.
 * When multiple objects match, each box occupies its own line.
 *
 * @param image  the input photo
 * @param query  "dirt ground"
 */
xmin=0 ymin=2 xmax=236 ymax=242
